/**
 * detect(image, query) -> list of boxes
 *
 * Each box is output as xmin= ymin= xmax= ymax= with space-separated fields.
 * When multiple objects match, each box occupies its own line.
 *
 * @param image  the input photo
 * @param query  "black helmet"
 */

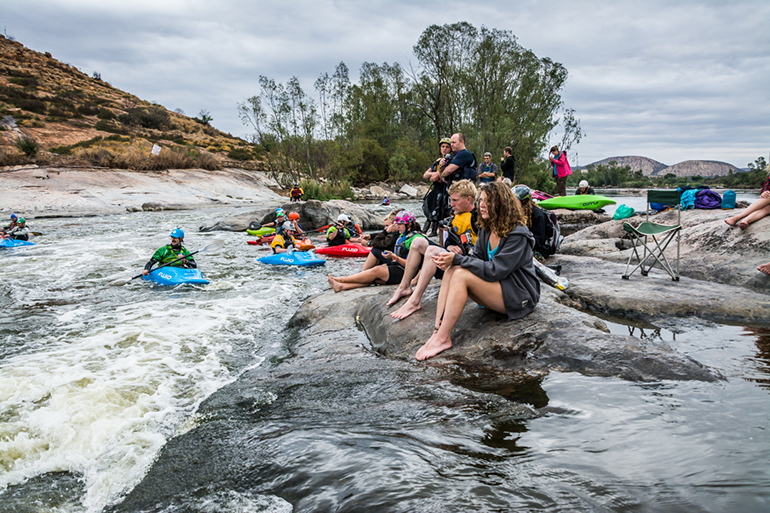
xmin=512 ymin=185 xmax=532 ymax=202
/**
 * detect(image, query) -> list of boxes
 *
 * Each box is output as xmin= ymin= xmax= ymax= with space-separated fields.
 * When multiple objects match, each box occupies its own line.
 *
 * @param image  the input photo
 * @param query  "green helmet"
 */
xmin=439 ymin=137 xmax=451 ymax=146
xmin=17 ymin=217 xmax=25 ymax=224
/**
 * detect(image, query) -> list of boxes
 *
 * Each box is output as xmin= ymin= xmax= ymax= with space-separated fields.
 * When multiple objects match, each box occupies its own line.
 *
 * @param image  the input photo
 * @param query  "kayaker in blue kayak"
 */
xmin=142 ymin=229 xmax=197 ymax=276
xmin=271 ymin=222 xmax=298 ymax=254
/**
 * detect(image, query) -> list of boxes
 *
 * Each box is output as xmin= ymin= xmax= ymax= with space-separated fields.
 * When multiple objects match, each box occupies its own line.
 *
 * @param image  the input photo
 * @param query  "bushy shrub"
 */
xmin=77 ymin=104 xmax=99 ymax=116
xmin=118 ymin=106 xmax=171 ymax=130
xmin=227 ymin=148 xmax=254 ymax=161
xmin=18 ymin=99 xmax=47 ymax=114
xmin=0 ymin=147 xmax=27 ymax=166
xmin=300 ymin=178 xmax=353 ymax=201
xmin=97 ymin=108 xmax=116 ymax=120
xmin=15 ymin=135 xmax=39 ymax=157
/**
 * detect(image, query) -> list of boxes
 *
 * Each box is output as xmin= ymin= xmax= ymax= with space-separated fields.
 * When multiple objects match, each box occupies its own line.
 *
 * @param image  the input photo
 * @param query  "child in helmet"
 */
xmin=271 ymin=222 xmax=298 ymax=253
xmin=142 ymin=229 xmax=196 ymax=275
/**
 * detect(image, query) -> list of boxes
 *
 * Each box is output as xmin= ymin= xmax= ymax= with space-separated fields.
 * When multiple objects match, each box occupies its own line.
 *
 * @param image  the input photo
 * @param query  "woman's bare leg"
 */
xmin=360 ymin=252 xmax=379 ymax=271
xmin=416 ymin=269 xmax=506 ymax=360
xmin=391 ymin=245 xmax=443 ymax=320
xmin=738 ymin=204 xmax=770 ymax=228
xmin=328 ymin=266 xmax=389 ymax=292
xmin=387 ymin=237 xmax=429 ymax=306
xmin=725 ymin=197 xmax=770 ymax=226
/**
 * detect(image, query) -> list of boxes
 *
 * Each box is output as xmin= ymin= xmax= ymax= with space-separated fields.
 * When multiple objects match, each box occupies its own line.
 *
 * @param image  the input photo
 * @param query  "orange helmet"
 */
xmin=288 ymin=212 xmax=300 ymax=220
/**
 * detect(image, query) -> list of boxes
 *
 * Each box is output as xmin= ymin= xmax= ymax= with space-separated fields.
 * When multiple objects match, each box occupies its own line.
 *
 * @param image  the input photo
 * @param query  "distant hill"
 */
xmin=0 ymin=35 xmax=246 ymax=159
xmin=585 ymin=155 xmax=740 ymax=178
xmin=651 ymin=160 xmax=740 ymax=177
xmin=585 ymin=156 xmax=668 ymax=176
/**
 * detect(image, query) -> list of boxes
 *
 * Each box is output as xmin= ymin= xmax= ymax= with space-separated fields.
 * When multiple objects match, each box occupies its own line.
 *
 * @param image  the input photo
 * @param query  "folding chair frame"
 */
xmin=621 ymin=190 xmax=682 ymax=281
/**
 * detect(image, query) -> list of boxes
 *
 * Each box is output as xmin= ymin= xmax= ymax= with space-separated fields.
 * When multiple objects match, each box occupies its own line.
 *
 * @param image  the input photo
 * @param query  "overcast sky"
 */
xmin=3 ymin=0 xmax=769 ymax=167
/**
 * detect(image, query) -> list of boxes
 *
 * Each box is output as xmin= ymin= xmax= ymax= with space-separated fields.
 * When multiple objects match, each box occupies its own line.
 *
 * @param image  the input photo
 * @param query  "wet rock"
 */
xmin=291 ymin=284 xmax=724 ymax=386
xmin=560 ymin=208 xmax=770 ymax=291
xmin=198 ymin=199 xmax=385 ymax=232
xmin=550 ymin=208 xmax=612 ymax=236
xmin=140 ymin=201 xmax=186 ymax=211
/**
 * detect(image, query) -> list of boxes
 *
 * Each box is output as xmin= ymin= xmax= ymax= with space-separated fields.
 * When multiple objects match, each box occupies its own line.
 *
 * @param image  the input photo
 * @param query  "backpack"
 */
xmin=680 ymin=189 xmax=697 ymax=210
xmin=541 ymin=208 xmax=562 ymax=256
xmin=612 ymin=204 xmax=635 ymax=220
xmin=721 ymin=190 xmax=736 ymax=209
xmin=694 ymin=189 xmax=722 ymax=209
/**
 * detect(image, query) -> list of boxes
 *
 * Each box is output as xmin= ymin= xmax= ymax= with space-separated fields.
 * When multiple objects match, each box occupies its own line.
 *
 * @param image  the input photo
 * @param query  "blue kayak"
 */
xmin=258 ymin=251 xmax=325 ymax=267
xmin=0 ymin=238 xmax=35 ymax=248
xmin=142 ymin=266 xmax=210 ymax=286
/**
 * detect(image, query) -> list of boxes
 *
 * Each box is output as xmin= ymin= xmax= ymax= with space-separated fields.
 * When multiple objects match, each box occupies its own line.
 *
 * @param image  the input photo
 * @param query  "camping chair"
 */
xmin=621 ymin=190 xmax=683 ymax=281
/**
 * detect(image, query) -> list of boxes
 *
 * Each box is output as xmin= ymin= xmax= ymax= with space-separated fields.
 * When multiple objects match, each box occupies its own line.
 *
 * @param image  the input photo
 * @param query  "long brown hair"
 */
xmin=477 ymin=182 xmax=525 ymax=236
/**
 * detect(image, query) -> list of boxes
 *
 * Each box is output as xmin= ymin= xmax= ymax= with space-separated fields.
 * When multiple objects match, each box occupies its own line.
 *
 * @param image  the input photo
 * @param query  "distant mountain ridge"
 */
xmin=584 ymin=156 xmax=739 ymax=177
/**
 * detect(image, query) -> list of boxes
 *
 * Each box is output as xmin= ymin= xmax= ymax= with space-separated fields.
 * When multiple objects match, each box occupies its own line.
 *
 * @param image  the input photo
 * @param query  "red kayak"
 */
xmin=247 ymin=234 xmax=276 ymax=246
xmin=532 ymin=190 xmax=554 ymax=201
xmin=315 ymin=243 xmax=371 ymax=257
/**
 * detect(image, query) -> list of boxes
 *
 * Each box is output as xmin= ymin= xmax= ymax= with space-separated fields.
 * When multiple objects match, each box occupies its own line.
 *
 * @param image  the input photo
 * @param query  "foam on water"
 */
xmin=0 ymin=212 xmax=303 ymax=511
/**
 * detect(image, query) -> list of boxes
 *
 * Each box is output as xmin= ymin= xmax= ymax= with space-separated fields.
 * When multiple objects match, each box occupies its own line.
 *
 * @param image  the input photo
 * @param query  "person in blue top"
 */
xmin=142 ymin=229 xmax=196 ymax=275
xmin=440 ymin=133 xmax=476 ymax=186
xmin=415 ymin=182 xmax=540 ymax=360
xmin=476 ymin=152 xmax=498 ymax=184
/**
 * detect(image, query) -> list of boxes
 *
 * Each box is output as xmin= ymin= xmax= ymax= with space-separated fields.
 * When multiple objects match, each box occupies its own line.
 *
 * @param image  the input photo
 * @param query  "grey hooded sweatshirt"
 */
xmin=451 ymin=224 xmax=540 ymax=320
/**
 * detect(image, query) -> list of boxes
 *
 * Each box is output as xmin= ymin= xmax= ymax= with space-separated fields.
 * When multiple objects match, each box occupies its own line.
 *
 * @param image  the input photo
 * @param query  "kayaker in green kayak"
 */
xmin=142 ymin=229 xmax=197 ymax=276
xmin=262 ymin=208 xmax=287 ymax=234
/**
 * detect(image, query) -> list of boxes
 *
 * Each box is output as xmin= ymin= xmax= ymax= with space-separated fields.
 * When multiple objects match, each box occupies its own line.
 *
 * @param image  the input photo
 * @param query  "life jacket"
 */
xmin=443 ymin=209 xmax=478 ymax=255
xmin=446 ymin=151 xmax=477 ymax=183
xmin=394 ymin=230 xmax=424 ymax=259
xmin=271 ymin=234 xmax=296 ymax=252
xmin=326 ymin=225 xmax=350 ymax=246
xmin=291 ymin=187 xmax=303 ymax=198
xmin=158 ymin=245 xmax=192 ymax=266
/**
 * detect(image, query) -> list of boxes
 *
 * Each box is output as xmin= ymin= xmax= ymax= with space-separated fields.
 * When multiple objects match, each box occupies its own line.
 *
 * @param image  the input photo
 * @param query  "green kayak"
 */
xmin=246 ymin=227 xmax=275 ymax=236
xmin=536 ymin=194 xmax=616 ymax=211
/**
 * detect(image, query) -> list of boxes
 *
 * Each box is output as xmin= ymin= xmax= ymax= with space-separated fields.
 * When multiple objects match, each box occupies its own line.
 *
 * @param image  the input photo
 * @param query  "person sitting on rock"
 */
xmin=289 ymin=182 xmax=303 ymax=202
xmin=513 ymin=184 xmax=553 ymax=262
xmin=575 ymin=179 xmax=595 ymax=195
xmin=328 ymin=210 xmax=422 ymax=292
xmin=415 ymin=181 xmax=540 ymax=361
xmin=388 ymin=179 xmax=479 ymax=319
xmin=7 ymin=217 xmax=30 ymax=241
xmin=725 ymin=174 xmax=770 ymax=230
xmin=361 ymin=211 xmax=401 ymax=270
xmin=271 ymin=222 xmax=298 ymax=254
xmin=142 ymin=229 xmax=196 ymax=275
xmin=758 ymin=261 xmax=770 ymax=276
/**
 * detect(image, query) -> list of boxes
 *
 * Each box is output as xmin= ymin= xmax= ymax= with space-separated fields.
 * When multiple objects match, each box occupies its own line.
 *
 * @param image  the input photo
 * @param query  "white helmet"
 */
xmin=281 ymin=221 xmax=295 ymax=233
xmin=337 ymin=213 xmax=351 ymax=223
xmin=579 ymin=180 xmax=589 ymax=188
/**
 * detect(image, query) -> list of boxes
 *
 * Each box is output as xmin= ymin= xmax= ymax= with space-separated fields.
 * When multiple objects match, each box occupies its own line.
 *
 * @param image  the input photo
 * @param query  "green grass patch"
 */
xmin=300 ymin=179 xmax=354 ymax=201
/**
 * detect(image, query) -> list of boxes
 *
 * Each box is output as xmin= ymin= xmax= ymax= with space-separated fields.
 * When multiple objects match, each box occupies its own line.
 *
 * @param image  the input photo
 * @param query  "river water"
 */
xmin=1 ymin=196 xmax=769 ymax=512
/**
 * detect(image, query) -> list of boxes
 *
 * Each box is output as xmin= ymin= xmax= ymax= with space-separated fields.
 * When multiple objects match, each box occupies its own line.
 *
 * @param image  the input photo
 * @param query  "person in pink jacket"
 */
xmin=549 ymin=145 xmax=572 ymax=197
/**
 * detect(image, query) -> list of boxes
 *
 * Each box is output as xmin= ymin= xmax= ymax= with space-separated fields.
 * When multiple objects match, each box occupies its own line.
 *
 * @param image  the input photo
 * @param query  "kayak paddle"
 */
xmin=110 ymin=239 xmax=225 ymax=286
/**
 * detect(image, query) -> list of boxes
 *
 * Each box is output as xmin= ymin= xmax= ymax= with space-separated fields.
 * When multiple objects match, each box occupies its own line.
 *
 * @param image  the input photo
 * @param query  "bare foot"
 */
xmin=390 ymin=299 xmax=421 ymax=319
xmin=739 ymin=220 xmax=749 ymax=230
xmin=724 ymin=218 xmax=737 ymax=226
xmin=759 ymin=263 xmax=770 ymax=276
xmin=327 ymin=275 xmax=343 ymax=293
xmin=415 ymin=333 xmax=452 ymax=360
xmin=386 ymin=287 xmax=412 ymax=306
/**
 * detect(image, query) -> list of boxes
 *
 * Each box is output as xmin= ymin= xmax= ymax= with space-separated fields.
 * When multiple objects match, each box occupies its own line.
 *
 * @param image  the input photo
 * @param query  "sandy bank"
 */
xmin=0 ymin=166 xmax=286 ymax=218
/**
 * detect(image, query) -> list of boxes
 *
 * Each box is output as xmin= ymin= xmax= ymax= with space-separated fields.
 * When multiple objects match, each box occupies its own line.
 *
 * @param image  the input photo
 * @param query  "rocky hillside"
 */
xmin=650 ymin=160 xmax=739 ymax=177
xmin=586 ymin=155 xmax=740 ymax=177
xmin=585 ymin=156 xmax=668 ymax=176
xmin=0 ymin=35 xmax=252 ymax=164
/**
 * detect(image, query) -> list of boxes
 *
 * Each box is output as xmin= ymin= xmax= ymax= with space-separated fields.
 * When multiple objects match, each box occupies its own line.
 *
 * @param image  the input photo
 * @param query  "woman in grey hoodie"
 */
xmin=416 ymin=182 xmax=540 ymax=360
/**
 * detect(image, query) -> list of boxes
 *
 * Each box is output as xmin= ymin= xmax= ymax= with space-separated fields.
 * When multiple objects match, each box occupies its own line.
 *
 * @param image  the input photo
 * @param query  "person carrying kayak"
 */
xmin=142 ymin=229 xmax=197 ymax=276
xmin=271 ymin=222 xmax=298 ymax=254
xmin=6 ymin=217 xmax=30 ymax=241
xmin=289 ymin=182 xmax=304 ymax=202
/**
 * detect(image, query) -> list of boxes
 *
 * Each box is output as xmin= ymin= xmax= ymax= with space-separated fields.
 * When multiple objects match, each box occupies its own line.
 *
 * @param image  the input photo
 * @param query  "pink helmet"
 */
xmin=394 ymin=210 xmax=415 ymax=225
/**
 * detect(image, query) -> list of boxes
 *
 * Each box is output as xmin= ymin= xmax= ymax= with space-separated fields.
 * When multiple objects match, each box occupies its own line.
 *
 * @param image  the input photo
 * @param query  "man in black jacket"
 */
xmin=501 ymin=146 xmax=516 ymax=183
